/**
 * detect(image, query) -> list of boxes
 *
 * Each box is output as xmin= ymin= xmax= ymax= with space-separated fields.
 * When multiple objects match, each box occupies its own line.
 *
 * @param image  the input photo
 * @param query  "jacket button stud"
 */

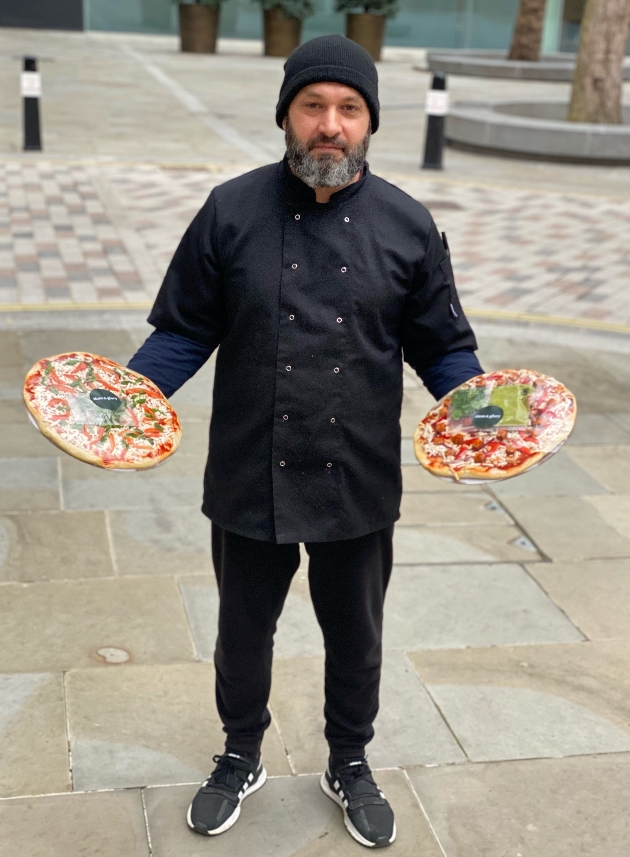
xmin=326 ymin=462 xmax=332 ymax=467
xmin=283 ymin=414 xmax=288 ymax=420
xmin=333 ymin=367 xmax=339 ymax=373
xmin=340 ymin=266 xmax=347 ymax=273
xmin=330 ymin=417 xmax=335 ymax=423
xmin=289 ymin=314 xmax=294 ymax=320
xmin=286 ymin=365 xmax=291 ymax=371
xmin=292 ymin=263 xmax=297 ymax=269
xmin=280 ymin=461 xmax=286 ymax=466
xmin=344 ymin=217 xmax=350 ymax=223
xmin=336 ymin=317 xmax=342 ymax=323
xmin=295 ymin=214 xmax=300 ymax=220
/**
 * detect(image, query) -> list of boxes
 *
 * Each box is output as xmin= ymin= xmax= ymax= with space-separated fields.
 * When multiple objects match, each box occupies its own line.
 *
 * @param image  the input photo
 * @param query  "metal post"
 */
xmin=421 ymin=72 xmax=448 ymax=171
xmin=22 ymin=56 xmax=42 ymax=151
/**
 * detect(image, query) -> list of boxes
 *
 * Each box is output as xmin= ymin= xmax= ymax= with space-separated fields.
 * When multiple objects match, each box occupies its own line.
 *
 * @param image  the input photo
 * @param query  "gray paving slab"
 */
xmin=408 ymin=641 xmax=630 ymax=761
xmin=528 ymin=558 xmax=630 ymax=640
xmin=489 ymin=449 xmax=609 ymax=498
xmin=0 ymin=400 xmax=29 ymax=423
xmin=611 ymin=413 xmax=630 ymax=432
xmin=269 ymin=654 xmax=464 ymax=774
xmin=60 ymin=454 xmax=204 ymax=510
xmin=566 ymin=413 xmax=630 ymax=445
xmin=144 ymin=769 xmax=443 ymax=857
xmin=400 ymin=438 xmax=418 ymax=465
xmin=19 ymin=329 xmax=137 ymax=373
xmin=565 ymin=445 xmax=630 ymax=493
xmin=0 ymin=511 xmax=113 ymax=582
xmin=0 ymin=789 xmax=150 ymax=857
xmin=498 ymin=496 xmax=630 ymax=561
xmin=109 ymin=507 xmax=212 ymax=576
xmin=398 ymin=492 xmax=512 ymax=526
xmin=585 ymin=494 xmax=630 ymax=541
xmin=1 ymin=422 xmax=61 ymax=457
xmin=0 ymin=673 xmax=70 ymax=798
xmin=0 ymin=333 xmax=22 ymax=368
xmin=407 ymin=754 xmax=630 ymax=857
xmin=0 ymin=576 xmax=194 ymax=672
xmin=175 ymin=420 xmax=210 ymax=457
xmin=383 ymin=564 xmax=583 ymax=650
xmin=393 ymin=524 xmax=542 ymax=564
xmin=65 ymin=662 xmax=292 ymax=790
xmin=0 ymin=457 xmax=60 ymax=512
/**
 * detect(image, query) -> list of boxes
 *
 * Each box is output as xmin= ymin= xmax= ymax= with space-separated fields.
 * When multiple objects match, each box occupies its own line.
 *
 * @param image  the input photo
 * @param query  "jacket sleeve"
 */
xmin=127 ymin=329 xmax=213 ymax=398
xmin=146 ymin=191 xmax=225 ymax=350
xmin=402 ymin=221 xmax=478 ymax=377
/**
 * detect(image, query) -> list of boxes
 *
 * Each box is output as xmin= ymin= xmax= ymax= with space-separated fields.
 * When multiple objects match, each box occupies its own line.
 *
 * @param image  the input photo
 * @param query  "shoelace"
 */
xmin=202 ymin=753 xmax=253 ymax=794
xmin=334 ymin=759 xmax=375 ymax=790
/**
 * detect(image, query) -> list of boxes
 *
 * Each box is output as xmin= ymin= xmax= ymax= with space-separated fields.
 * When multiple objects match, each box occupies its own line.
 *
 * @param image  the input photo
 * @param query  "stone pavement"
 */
xmin=2 ymin=24 xmax=630 ymax=857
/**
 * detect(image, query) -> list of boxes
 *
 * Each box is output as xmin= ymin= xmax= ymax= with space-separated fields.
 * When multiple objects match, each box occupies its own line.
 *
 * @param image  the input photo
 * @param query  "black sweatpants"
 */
xmin=211 ymin=523 xmax=394 ymax=759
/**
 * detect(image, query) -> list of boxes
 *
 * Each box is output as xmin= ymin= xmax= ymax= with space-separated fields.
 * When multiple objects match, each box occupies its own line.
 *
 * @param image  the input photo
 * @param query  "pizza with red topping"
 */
xmin=414 ymin=369 xmax=576 ymax=482
xmin=23 ymin=352 xmax=181 ymax=470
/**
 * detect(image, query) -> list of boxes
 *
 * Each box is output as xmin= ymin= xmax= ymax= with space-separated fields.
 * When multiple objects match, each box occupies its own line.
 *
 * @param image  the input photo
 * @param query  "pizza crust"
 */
xmin=23 ymin=352 xmax=182 ymax=470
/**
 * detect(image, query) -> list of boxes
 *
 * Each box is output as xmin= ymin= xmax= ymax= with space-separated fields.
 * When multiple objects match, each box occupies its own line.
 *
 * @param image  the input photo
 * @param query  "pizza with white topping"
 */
xmin=23 ymin=352 xmax=181 ymax=470
xmin=414 ymin=369 xmax=576 ymax=482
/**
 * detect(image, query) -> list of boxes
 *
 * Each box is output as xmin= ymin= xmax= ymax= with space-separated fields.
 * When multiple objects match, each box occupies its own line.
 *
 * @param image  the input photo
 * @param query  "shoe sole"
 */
xmin=319 ymin=772 xmax=396 ymax=849
xmin=187 ymin=766 xmax=268 ymax=836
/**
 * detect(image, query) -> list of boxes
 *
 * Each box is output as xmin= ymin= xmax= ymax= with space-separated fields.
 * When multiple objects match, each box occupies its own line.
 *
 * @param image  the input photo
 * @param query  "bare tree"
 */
xmin=569 ymin=0 xmax=630 ymax=123
xmin=508 ymin=0 xmax=548 ymax=61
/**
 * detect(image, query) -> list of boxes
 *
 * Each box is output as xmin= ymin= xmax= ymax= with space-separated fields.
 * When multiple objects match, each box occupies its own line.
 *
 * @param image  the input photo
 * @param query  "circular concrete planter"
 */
xmin=422 ymin=49 xmax=630 ymax=82
xmin=346 ymin=13 xmax=386 ymax=62
xmin=263 ymin=8 xmax=302 ymax=57
xmin=178 ymin=4 xmax=219 ymax=54
xmin=446 ymin=100 xmax=630 ymax=164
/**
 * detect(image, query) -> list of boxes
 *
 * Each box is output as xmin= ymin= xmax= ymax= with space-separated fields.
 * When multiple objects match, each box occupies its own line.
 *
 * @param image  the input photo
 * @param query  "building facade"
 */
xmin=0 ymin=0 xmax=621 ymax=55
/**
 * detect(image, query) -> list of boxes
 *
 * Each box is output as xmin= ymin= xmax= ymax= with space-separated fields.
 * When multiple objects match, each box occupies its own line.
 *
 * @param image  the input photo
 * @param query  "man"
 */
xmin=128 ymin=35 xmax=482 ymax=849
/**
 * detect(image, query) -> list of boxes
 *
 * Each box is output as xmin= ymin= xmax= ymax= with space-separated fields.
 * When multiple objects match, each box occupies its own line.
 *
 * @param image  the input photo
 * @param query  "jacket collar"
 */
xmin=279 ymin=155 xmax=370 ymax=210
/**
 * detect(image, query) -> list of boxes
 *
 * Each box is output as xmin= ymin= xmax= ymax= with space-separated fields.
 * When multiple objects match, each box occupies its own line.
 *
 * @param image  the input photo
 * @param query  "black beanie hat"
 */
xmin=276 ymin=35 xmax=380 ymax=134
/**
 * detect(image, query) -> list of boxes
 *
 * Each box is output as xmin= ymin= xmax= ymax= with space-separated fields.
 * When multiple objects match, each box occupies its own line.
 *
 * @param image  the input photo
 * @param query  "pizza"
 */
xmin=23 ymin=352 xmax=182 ymax=470
xmin=414 ymin=369 xmax=576 ymax=482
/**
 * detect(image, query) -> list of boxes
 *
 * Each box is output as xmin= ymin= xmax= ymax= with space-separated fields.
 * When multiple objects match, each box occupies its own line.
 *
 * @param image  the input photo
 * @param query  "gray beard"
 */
xmin=285 ymin=120 xmax=370 ymax=189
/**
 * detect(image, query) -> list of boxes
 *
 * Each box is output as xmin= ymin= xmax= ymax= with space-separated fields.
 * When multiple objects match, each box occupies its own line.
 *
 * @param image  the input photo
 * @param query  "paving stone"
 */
xmin=564 ymin=445 xmax=630 ymax=493
xmin=0 ymin=576 xmax=194 ymax=672
xmin=527 ymin=558 xmax=630 ymax=640
xmin=497 ymin=496 xmax=630 ymax=560
xmin=0 ymin=332 xmax=22 ymax=367
xmin=19 ymin=329 xmax=136 ymax=371
xmin=65 ymin=662 xmax=291 ymax=790
xmin=399 ymin=492 xmax=511 ymax=526
xmin=269 ymin=653 xmax=464 ymax=774
xmin=0 ymin=673 xmax=70 ymax=798
xmin=0 ymin=789 xmax=150 ymax=857
xmin=401 ymin=464 xmax=479 ymax=493
xmin=585 ymin=494 xmax=630 ymax=540
xmin=144 ymin=768 xmax=443 ymax=857
xmin=611 ymin=413 xmax=630 ymax=432
xmin=408 ymin=641 xmax=630 ymax=762
xmin=383 ymin=563 xmax=583 ymax=650
xmin=408 ymin=754 xmax=630 ymax=857
xmin=489 ymin=450 xmax=609 ymax=497
xmin=393 ymin=524 xmax=542 ymax=564
xmin=0 ymin=457 xmax=60 ymax=512
xmin=0 ymin=421 xmax=60 ymax=456
xmin=400 ymin=438 xmax=418 ymax=465
xmin=109 ymin=507 xmax=212 ymax=576
xmin=60 ymin=454 xmax=204 ymax=511
xmin=0 ymin=511 xmax=113 ymax=582
xmin=175 ymin=420 xmax=210 ymax=457
xmin=0 ymin=400 xmax=30 ymax=423
xmin=566 ymin=413 xmax=630 ymax=445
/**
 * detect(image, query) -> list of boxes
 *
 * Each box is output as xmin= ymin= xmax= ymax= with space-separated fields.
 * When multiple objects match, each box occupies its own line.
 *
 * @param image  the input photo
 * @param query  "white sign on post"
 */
xmin=425 ymin=90 xmax=448 ymax=116
xmin=21 ymin=72 xmax=42 ymax=98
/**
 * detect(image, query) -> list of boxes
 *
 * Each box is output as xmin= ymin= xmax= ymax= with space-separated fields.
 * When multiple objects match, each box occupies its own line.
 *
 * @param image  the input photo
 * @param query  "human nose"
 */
xmin=318 ymin=107 xmax=343 ymax=138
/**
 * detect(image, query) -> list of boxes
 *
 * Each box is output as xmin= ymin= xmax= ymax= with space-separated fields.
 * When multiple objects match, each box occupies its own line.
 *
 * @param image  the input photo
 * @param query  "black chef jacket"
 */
xmin=147 ymin=159 xmax=478 ymax=543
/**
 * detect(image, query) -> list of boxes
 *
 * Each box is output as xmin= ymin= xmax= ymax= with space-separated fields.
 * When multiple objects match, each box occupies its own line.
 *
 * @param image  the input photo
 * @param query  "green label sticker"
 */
xmin=472 ymin=405 xmax=504 ymax=428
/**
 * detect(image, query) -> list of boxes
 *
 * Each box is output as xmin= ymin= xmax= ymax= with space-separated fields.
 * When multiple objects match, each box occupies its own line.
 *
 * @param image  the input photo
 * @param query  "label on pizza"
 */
xmin=23 ymin=352 xmax=182 ymax=470
xmin=414 ymin=369 xmax=576 ymax=483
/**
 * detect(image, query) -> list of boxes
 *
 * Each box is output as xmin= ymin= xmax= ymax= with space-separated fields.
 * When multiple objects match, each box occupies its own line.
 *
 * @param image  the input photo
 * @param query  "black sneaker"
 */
xmin=321 ymin=758 xmax=396 ymax=848
xmin=187 ymin=752 xmax=267 ymax=836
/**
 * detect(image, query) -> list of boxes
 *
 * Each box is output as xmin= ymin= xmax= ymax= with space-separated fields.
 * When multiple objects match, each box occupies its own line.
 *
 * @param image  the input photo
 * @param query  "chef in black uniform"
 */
xmin=128 ymin=34 xmax=482 ymax=848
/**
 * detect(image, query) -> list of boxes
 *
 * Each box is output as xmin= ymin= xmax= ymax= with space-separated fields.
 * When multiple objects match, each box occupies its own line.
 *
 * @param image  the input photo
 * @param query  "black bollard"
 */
xmin=421 ymin=72 xmax=448 ymax=171
xmin=22 ymin=56 xmax=42 ymax=151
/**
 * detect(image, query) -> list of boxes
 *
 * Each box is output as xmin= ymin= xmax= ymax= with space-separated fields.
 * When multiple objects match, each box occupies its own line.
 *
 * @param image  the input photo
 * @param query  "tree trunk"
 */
xmin=568 ymin=0 xmax=630 ymax=124
xmin=508 ymin=0 xmax=548 ymax=61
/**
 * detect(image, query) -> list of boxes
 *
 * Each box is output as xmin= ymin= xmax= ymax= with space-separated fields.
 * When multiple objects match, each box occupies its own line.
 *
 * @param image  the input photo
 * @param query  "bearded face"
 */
xmin=285 ymin=117 xmax=371 ymax=189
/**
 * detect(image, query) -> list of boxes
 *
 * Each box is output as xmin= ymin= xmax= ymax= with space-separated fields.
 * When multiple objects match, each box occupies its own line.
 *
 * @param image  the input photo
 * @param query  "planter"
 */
xmin=178 ymin=4 xmax=219 ymax=54
xmin=346 ymin=13 xmax=385 ymax=62
xmin=263 ymin=8 xmax=302 ymax=57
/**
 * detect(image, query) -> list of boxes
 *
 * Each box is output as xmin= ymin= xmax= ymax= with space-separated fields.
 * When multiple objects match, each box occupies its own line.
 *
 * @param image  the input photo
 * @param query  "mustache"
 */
xmin=307 ymin=134 xmax=348 ymax=154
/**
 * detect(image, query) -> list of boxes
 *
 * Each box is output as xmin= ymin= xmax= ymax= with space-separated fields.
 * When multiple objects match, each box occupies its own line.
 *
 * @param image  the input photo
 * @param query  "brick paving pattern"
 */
xmin=2 ymin=160 xmax=630 ymax=327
